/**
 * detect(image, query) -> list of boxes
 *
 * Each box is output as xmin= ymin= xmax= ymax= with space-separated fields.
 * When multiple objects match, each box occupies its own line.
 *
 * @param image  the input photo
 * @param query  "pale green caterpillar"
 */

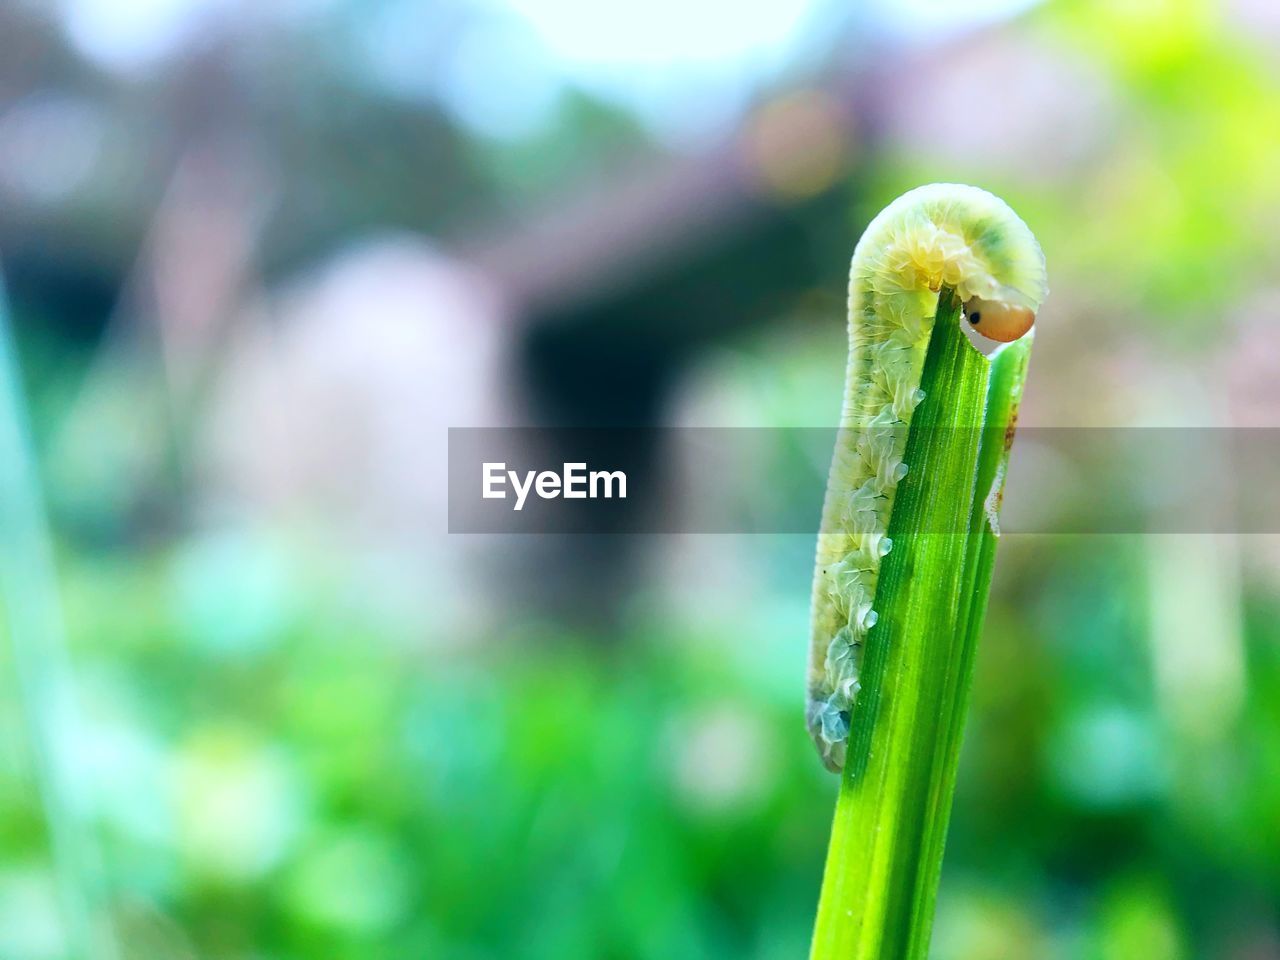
xmin=806 ymin=183 xmax=1047 ymax=772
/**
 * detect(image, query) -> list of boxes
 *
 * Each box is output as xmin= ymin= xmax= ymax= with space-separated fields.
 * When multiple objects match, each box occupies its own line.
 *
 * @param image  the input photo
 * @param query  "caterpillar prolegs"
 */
xmin=806 ymin=184 xmax=1047 ymax=772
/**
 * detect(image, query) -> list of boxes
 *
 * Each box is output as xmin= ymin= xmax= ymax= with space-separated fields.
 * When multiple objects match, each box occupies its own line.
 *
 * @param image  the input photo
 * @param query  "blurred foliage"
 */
xmin=3 ymin=540 xmax=832 ymax=959
xmin=4 ymin=533 xmax=1280 ymax=957
xmin=868 ymin=0 xmax=1280 ymax=344
xmin=3 ymin=0 xmax=1280 ymax=957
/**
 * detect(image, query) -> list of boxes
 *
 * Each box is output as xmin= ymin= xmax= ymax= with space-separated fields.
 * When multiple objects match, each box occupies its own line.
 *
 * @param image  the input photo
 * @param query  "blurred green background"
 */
xmin=2 ymin=0 xmax=1280 ymax=957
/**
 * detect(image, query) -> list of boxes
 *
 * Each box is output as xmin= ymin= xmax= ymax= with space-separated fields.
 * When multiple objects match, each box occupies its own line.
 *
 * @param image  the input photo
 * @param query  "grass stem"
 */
xmin=809 ymin=291 xmax=1032 ymax=959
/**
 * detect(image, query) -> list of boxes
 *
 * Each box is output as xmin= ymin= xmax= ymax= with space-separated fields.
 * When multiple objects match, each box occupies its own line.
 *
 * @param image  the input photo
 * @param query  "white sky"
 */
xmin=54 ymin=0 xmax=1041 ymax=142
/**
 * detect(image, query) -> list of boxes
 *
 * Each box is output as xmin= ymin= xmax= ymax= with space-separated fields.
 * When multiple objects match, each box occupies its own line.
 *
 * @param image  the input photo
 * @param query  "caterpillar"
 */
xmin=806 ymin=184 xmax=1048 ymax=772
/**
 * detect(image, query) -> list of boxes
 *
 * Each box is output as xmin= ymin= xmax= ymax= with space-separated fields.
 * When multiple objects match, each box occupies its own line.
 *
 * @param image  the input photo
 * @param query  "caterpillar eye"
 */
xmin=963 ymin=296 xmax=1035 ymax=342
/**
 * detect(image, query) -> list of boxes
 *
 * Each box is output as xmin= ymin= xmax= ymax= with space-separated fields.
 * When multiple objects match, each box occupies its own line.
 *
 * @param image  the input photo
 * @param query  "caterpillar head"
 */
xmin=963 ymin=296 xmax=1035 ymax=343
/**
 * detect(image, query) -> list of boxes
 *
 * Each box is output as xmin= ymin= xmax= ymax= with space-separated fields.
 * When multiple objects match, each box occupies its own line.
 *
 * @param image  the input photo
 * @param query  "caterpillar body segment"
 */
xmin=807 ymin=184 xmax=1047 ymax=772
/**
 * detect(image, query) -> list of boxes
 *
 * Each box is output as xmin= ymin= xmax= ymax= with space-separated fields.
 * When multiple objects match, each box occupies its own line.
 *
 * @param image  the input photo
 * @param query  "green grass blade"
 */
xmin=809 ymin=292 xmax=1033 ymax=960
xmin=0 ymin=270 xmax=120 ymax=960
